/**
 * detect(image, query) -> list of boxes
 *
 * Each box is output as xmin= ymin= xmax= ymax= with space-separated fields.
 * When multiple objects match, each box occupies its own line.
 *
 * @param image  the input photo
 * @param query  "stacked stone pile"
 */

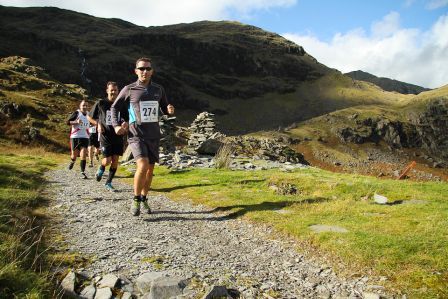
xmin=187 ymin=112 xmax=225 ymax=154
xmin=159 ymin=115 xmax=177 ymax=154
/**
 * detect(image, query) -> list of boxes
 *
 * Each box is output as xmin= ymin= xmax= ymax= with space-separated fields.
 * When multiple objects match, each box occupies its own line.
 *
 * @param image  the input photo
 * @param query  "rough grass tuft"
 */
xmin=214 ymin=143 xmax=233 ymax=169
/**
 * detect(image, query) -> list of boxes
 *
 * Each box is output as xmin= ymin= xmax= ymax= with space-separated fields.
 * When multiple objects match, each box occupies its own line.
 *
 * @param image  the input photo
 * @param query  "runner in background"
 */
xmin=88 ymin=82 xmax=127 ymax=191
xmin=67 ymin=99 xmax=90 ymax=179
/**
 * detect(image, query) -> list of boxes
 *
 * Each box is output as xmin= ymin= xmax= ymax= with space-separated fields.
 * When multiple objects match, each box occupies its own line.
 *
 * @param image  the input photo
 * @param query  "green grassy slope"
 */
xmin=141 ymin=166 xmax=448 ymax=298
xmin=0 ymin=56 xmax=87 ymax=149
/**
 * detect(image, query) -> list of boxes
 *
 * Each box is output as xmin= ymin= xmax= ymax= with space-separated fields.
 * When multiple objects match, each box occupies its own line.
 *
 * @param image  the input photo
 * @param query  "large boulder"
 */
xmin=196 ymin=138 xmax=223 ymax=155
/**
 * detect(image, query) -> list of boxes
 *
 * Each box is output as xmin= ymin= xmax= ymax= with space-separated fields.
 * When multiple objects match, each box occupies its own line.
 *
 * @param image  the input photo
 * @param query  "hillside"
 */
xmin=0 ymin=56 xmax=87 ymax=149
xmin=279 ymin=85 xmax=448 ymax=180
xmin=345 ymin=70 xmax=431 ymax=95
xmin=0 ymin=5 xmax=411 ymax=133
xmin=0 ymin=5 xmax=447 ymax=177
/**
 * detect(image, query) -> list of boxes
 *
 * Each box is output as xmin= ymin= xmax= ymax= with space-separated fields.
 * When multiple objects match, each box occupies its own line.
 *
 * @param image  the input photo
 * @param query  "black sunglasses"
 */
xmin=136 ymin=67 xmax=152 ymax=71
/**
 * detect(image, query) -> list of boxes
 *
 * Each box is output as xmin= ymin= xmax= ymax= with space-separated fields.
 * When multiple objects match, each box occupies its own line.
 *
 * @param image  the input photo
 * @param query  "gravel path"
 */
xmin=47 ymin=165 xmax=388 ymax=298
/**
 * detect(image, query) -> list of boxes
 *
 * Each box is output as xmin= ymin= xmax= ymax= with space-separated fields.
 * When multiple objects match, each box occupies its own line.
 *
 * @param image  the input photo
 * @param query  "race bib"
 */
xmin=79 ymin=120 xmax=89 ymax=129
xmin=106 ymin=110 xmax=120 ymax=126
xmin=139 ymin=101 xmax=159 ymax=123
xmin=106 ymin=110 xmax=113 ymax=126
xmin=89 ymin=126 xmax=97 ymax=133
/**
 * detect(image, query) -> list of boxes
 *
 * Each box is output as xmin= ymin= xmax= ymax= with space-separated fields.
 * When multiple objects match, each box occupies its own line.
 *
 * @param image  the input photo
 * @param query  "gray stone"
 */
xmin=98 ymin=273 xmax=119 ymax=288
xmin=61 ymin=270 xmax=76 ymax=296
xmin=79 ymin=284 xmax=96 ymax=299
xmin=202 ymin=285 xmax=231 ymax=299
xmin=197 ymin=139 xmax=223 ymax=155
xmin=363 ymin=292 xmax=381 ymax=299
xmin=94 ymin=287 xmax=112 ymax=299
xmin=149 ymin=276 xmax=188 ymax=299
xmin=121 ymin=292 xmax=132 ymax=299
xmin=309 ymin=225 xmax=349 ymax=233
xmin=136 ymin=271 xmax=168 ymax=294
xmin=373 ymin=193 xmax=388 ymax=204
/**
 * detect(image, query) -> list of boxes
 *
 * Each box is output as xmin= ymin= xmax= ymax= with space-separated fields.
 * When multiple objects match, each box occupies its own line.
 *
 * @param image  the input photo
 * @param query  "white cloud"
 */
xmin=371 ymin=11 xmax=400 ymax=37
xmin=0 ymin=0 xmax=296 ymax=26
xmin=426 ymin=0 xmax=448 ymax=10
xmin=283 ymin=13 xmax=448 ymax=89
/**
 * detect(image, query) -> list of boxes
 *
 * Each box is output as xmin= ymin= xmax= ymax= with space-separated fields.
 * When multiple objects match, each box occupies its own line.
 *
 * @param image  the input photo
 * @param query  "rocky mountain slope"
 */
xmin=0 ymin=56 xmax=86 ymax=149
xmin=0 ymin=5 xmax=408 ymax=133
xmin=345 ymin=70 xmax=431 ymax=95
xmin=280 ymin=85 xmax=448 ymax=180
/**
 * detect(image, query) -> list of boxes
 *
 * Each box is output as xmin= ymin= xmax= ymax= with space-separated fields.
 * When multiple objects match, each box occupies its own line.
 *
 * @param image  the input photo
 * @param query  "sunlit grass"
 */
xmin=128 ymin=165 xmax=448 ymax=298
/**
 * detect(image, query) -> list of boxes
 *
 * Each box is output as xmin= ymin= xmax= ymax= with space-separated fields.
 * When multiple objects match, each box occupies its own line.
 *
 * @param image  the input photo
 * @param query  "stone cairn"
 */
xmin=159 ymin=115 xmax=177 ymax=154
xmin=187 ymin=112 xmax=225 ymax=154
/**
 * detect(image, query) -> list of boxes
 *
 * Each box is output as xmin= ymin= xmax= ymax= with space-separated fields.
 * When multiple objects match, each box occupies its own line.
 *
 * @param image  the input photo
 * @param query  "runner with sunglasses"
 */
xmin=111 ymin=57 xmax=175 ymax=216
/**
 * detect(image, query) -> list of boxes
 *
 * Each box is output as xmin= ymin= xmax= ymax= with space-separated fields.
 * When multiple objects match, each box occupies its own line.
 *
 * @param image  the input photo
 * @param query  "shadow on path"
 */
xmin=151 ymin=183 xmax=216 ymax=192
xmin=144 ymin=197 xmax=329 ymax=223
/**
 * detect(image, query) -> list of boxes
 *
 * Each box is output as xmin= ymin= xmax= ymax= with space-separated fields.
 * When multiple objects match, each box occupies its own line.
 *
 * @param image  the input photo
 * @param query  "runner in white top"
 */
xmin=66 ymin=100 xmax=90 ymax=179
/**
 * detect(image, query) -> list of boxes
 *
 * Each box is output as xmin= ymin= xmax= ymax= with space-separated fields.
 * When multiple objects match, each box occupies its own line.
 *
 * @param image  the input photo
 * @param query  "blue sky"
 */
xmin=1 ymin=0 xmax=447 ymax=88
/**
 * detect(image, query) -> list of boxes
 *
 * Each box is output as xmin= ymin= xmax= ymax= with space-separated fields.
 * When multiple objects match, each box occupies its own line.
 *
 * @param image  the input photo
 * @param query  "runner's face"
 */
xmin=106 ymin=84 xmax=119 ymax=101
xmin=135 ymin=61 xmax=153 ymax=84
xmin=80 ymin=101 xmax=88 ymax=113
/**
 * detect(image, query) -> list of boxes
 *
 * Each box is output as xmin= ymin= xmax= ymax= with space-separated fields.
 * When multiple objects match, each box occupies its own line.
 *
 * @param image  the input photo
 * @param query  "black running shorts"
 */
xmin=101 ymin=143 xmax=124 ymax=158
xmin=71 ymin=138 xmax=89 ymax=151
xmin=89 ymin=133 xmax=100 ymax=148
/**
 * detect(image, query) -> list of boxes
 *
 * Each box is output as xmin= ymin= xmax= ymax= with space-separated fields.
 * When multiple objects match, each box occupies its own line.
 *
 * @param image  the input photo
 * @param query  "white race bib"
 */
xmin=139 ymin=101 xmax=159 ymax=123
xmin=79 ymin=120 xmax=89 ymax=129
xmin=89 ymin=126 xmax=97 ymax=133
xmin=106 ymin=110 xmax=113 ymax=126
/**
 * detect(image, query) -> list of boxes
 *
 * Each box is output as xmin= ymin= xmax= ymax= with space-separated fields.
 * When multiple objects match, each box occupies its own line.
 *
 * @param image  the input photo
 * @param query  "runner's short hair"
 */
xmin=106 ymin=81 xmax=118 ymax=88
xmin=135 ymin=57 xmax=152 ymax=67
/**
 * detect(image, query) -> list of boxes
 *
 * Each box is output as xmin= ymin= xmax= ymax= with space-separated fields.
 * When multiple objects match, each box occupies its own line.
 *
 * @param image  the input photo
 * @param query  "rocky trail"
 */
xmin=47 ymin=164 xmax=391 ymax=299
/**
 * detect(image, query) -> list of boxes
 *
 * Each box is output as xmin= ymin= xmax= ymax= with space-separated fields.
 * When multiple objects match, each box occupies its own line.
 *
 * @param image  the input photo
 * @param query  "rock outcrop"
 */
xmin=412 ymin=99 xmax=448 ymax=160
xmin=334 ymin=99 xmax=448 ymax=166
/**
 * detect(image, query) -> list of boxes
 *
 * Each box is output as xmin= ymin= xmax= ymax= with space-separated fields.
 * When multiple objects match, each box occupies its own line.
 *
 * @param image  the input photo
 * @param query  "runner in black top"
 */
xmin=88 ymin=81 xmax=128 ymax=191
xmin=111 ymin=57 xmax=175 ymax=216
xmin=67 ymin=100 xmax=90 ymax=179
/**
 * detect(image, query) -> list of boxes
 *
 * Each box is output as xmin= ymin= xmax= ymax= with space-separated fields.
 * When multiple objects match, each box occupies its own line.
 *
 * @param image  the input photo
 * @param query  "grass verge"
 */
xmin=133 ymin=165 xmax=448 ymax=298
xmin=0 ymin=141 xmax=65 ymax=298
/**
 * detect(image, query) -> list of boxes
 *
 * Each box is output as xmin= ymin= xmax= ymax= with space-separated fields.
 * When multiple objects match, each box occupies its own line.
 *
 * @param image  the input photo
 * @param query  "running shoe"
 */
xmin=105 ymin=182 xmax=116 ymax=192
xmin=81 ymin=172 xmax=88 ymax=179
xmin=142 ymin=199 xmax=152 ymax=214
xmin=68 ymin=161 xmax=75 ymax=170
xmin=131 ymin=199 xmax=141 ymax=216
xmin=96 ymin=167 xmax=104 ymax=182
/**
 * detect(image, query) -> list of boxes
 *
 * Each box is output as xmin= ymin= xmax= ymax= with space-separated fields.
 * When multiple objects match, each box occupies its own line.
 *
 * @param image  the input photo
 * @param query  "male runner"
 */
xmin=67 ymin=100 xmax=90 ymax=179
xmin=88 ymin=81 xmax=127 ymax=191
xmin=111 ymin=57 xmax=175 ymax=215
